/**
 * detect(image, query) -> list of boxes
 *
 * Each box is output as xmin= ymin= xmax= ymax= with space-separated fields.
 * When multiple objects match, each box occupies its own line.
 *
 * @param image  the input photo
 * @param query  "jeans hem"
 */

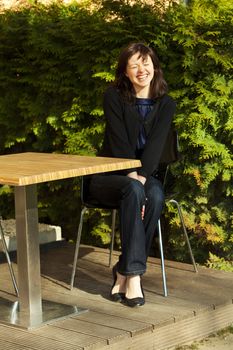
xmin=118 ymin=269 xmax=145 ymax=276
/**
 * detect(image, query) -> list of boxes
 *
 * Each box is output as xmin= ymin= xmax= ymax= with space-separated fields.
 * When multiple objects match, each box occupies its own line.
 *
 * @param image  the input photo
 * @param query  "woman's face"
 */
xmin=125 ymin=52 xmax=155 ymax=97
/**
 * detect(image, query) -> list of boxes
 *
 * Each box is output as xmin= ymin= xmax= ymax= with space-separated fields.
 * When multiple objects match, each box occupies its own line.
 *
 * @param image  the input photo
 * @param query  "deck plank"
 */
xmin=0 ymin=338 xmax=34 ymax=350
xmin=0 ymin=324 xmax=80 ymax=350
xmin=32 ymin=324 xmax=107 ymax=349
xmin=72 ymin=310 xmax=152 ymax=335
xmin=0 ymin=242 xmax=232 ymax=350
xmin=47 ymin=317 xmax=130 ymax=345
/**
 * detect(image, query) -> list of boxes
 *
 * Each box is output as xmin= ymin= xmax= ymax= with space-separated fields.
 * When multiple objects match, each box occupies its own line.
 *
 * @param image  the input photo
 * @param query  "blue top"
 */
xmin=135 ymin=98 xmax=155 ymax=150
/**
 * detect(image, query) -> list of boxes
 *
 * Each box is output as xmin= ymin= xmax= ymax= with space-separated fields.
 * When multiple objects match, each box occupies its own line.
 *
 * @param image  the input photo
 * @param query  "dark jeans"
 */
xmin=89 ymin=174 xmax=164 ymax=276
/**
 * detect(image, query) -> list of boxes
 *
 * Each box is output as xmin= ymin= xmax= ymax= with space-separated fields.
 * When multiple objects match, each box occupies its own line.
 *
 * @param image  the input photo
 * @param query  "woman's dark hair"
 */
xmin=114 ymin=42 xmax=168 ymax=102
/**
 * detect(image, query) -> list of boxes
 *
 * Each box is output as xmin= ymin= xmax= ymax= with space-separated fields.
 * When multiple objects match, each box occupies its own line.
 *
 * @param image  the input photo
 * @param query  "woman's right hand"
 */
xmin=137 ymin=174 xmax=146 ymax=185
xmin=127 ymin=172 xmax=146 ymax=185
xmin=127 ymin=171 xmax=139 ymax=181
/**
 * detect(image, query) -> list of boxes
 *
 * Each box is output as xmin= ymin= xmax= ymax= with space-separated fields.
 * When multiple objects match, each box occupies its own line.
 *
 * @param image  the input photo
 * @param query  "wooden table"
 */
xmin=0 ymin=152 xmax=141 ymax=328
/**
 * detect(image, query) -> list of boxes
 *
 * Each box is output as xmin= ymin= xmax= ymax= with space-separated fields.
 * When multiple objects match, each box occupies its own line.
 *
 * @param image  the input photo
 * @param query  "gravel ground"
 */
xmin=170 ymin=326 xmax=233 ymax=350
xmin=196 ymin=333 xmax=233 ymax=350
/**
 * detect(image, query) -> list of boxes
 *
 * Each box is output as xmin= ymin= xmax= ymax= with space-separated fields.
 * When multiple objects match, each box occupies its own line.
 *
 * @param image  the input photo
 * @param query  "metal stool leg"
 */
xmin=158 ymin=218 xmax=168 ymax=297
xmin=108 ymin=209 xmax=117 ymax=267
xmin=70 ymin=207 xmax=88 ymax=290
xmin=0 ymin=217 xmax=19 ymax=297
xmin=168 ymin=200 xmax=198 ymax=273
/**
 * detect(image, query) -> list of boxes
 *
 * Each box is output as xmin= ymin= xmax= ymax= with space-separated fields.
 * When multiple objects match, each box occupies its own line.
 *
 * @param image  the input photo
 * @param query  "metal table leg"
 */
xmin=0 ymin=184 xmax=87 ymax=329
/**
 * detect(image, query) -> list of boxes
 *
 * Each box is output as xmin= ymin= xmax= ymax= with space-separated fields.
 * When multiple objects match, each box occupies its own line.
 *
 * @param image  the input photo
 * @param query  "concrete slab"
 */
xmin=0 ymin=219 xmax=62 ymax=252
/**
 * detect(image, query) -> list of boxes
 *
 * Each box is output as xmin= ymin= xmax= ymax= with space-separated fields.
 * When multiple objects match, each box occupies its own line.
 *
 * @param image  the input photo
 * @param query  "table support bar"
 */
xmin=15 ymin=185 xmax=42 ymax=314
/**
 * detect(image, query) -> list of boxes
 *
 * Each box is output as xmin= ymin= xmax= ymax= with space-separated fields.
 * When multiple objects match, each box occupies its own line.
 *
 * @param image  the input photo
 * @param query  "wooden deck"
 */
xmin=0 ymin=242 xmax=232 ymax=350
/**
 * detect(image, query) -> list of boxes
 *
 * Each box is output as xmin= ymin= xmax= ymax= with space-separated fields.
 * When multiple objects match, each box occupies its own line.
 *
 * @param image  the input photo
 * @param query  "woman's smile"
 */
xmin=137 ymin=73 xmax=149 ymax=81
xmin=125 ymin=52 xmax=154 ymax=97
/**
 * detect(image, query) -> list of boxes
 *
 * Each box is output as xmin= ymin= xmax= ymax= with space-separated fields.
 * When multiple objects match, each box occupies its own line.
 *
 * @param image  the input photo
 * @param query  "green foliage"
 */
xmin=163 ymin=0 xmax=233 ymax=264
xmin=207 ymin=252 xmax=233 ymax=272
xmin=0 ymin=0 xmax=232 ymax=267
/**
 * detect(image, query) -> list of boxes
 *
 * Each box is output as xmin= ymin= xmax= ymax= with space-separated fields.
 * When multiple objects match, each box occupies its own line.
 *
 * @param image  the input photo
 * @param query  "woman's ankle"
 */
xmin=112 ymin=272 xmax=126 ymax=294
xmin=126 ymin=275 xmax=143 ymax=299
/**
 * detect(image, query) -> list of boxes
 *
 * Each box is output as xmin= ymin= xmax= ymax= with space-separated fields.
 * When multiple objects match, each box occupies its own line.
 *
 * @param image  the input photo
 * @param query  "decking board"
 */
xmin=0 ymin=324 xmax=80 ymax=350
xmin=32 ymin=324 xmax=108 ymax=349
xmin=0 ymin=242 xmax=232 ymax=350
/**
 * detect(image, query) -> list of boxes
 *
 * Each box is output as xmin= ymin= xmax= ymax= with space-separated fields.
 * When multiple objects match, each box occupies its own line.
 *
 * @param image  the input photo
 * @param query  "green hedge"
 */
xmin=0 ymin=0 xmax=232 ymax=267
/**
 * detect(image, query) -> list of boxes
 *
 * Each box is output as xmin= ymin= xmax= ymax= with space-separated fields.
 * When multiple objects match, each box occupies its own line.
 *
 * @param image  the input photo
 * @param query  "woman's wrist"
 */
xmin=137 ymin=175 xmax=146 ymax=185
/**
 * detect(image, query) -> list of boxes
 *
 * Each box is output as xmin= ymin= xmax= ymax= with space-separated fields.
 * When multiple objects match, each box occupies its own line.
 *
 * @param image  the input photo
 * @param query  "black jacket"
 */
xmin=100 ymin=86 xmax=176 ymax=179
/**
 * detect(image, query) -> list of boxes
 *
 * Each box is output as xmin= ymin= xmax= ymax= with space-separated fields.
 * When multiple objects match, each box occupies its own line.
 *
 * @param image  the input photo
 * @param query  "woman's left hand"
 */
xmin=127 ymin=172 xmax=146 ymax=185
xmin=141 ymin=204 xmax=145 ymax=220
xmin=137 ymin=175 xmax=146 ymax=185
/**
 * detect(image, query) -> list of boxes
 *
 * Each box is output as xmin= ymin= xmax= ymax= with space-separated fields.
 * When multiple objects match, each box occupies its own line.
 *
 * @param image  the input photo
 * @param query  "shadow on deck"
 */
xmin=0 ymin=242 xmax=232 ymax=350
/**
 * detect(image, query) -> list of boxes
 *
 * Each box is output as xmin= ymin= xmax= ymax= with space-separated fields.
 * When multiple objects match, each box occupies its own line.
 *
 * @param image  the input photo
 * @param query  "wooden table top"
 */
xmin=0 ymin=152 xmax=141 ymax=186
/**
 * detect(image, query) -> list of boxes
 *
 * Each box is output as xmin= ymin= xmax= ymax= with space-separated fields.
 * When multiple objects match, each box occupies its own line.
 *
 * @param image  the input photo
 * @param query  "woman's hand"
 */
xmin=127 ymin=171 xmax=139 ymax=181
xmin=137 ymin=175 xmax=146 ymax=185
xmin=127 ymin=172 xmax=146 ymax=185
xmin=141 ymin=204 xmax=145 ymax=220
xmin=127 ymin=172 xmax=146 ymax=220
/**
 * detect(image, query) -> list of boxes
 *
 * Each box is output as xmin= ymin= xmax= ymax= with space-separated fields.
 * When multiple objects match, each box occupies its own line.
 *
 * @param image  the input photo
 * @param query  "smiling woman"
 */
xmin=86 ymin=42 xmax=176 ymax=308
xmin=125 ymin=54 xmax=155 ymax=98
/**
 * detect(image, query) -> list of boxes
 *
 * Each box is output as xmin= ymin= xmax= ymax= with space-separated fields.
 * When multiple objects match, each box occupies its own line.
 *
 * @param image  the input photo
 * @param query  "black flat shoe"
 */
xmin=124 ymin=283 xmax=145 ymax=307
xmin=124 ymin=296 xmax=145 ymax=307
xmin=110 ymin=264 xmax=125 ymax=302
xmin=110 ymin=291 xmax=125 ymax=302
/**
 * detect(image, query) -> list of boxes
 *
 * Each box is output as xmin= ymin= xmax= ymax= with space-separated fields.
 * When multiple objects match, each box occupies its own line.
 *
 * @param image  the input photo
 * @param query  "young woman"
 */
xmin=88 ymin=43 xmax=176 ymax=307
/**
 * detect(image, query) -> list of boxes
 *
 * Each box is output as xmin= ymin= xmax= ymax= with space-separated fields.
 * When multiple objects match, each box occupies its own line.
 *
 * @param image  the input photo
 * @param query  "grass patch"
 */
xmin=205 ymin=324 xmax=233 ymax=340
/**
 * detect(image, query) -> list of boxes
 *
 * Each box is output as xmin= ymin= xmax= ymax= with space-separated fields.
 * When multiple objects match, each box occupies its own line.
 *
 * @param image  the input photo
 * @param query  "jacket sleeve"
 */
xmin=102 ymin=87 xmax=139 ymax=173
xmin=138 ymin=95 xmax=176 ymax=178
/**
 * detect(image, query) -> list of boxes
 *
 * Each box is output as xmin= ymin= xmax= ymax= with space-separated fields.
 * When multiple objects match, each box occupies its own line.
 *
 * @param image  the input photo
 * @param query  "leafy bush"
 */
xmin=0 ymin=0 xmax=232 ymax=268
xmin=207 ymin=252 xmax=233 ymax=272
xmin=163 ymin=0 xmax=233 ymax=263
